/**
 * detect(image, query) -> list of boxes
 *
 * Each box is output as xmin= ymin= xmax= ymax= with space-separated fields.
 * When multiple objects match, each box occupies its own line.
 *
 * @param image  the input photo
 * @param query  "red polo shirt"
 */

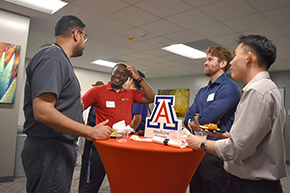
xmin=82 ymin=82 xmax=144 ymax=128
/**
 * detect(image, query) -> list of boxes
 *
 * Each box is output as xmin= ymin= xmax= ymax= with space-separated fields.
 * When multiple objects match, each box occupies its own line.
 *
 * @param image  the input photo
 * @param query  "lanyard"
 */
xmin=53 ymin=42 xmax=81 ymax=90
xmin=54 ymin=43 xmax=73 ymax=68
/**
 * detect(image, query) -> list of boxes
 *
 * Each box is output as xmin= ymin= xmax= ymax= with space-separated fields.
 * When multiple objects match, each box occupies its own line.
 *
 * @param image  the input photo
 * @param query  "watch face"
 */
xmin=201 ymin=140 xmax=207 ymax=150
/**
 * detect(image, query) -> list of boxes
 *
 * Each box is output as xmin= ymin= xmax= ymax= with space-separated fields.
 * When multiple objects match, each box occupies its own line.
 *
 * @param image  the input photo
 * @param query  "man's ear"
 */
xmin=220 ymin=60 xmax=227 ymax=69
xmin=72 ymin=30 xmax=80 ymax=42
xmin=246 ymin=52 xmax=253 ymax=64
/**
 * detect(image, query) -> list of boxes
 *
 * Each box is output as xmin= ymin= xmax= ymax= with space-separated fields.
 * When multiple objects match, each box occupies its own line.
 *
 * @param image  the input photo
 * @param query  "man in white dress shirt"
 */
xmin=186 ymin=34 xmax=286 ymax=193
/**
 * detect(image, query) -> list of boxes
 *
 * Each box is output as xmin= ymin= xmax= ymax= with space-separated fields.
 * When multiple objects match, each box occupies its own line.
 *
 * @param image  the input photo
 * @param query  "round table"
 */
xmin=93 ymin=136 xmax=205 ymax=193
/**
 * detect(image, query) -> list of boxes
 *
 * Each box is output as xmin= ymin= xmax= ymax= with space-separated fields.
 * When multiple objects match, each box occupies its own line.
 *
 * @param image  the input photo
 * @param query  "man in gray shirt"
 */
xmin=186 ymin=34 xmax=286 ymax=193
xmin=22 ymin=15 xmax=111 ymax=193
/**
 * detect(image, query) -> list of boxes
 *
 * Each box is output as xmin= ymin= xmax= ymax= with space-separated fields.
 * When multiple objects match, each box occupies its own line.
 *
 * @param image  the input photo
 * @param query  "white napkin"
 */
xmin=180 ymin=128 xmax=191 ymax=142
xmin=130 ymin=135 xmax=153 ymax=142
xmin=112 ymin=120 xmax=133 ymax=133
xmin=152 ymin=136 xmax=188 ymax=148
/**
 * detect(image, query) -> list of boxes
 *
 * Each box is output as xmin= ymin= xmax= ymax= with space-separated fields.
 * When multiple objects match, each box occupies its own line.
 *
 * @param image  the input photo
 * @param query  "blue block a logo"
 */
xmin=146 ymin=95 xmax=180 ymax=131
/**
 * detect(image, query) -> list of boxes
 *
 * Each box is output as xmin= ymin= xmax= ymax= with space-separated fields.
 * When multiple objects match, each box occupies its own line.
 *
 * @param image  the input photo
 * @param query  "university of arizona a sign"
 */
xmin=145 ymin=95 xmax=182 ymax=139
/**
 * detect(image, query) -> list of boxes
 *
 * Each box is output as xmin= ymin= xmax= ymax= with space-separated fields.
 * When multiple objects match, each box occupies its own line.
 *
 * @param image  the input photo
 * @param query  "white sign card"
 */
xmin=145 ymin=95 xmax=182 ymax=139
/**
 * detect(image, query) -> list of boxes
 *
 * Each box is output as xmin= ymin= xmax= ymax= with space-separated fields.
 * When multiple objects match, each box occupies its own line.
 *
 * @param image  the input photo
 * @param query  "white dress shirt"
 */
xmin=215 ymin=71 xmax=287 ymax=180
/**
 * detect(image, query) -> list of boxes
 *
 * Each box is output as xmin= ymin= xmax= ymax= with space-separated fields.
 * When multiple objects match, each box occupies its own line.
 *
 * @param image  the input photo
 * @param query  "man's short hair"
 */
xmin=206 ymin=46 xmax=233 ymax=73
xmin=55 ymin=15 xmax=85 ymax=38
xmin=112 ymin=62 xmax=128 ymax=70
xmin=238 ymin=34 xmax=276 ymax=70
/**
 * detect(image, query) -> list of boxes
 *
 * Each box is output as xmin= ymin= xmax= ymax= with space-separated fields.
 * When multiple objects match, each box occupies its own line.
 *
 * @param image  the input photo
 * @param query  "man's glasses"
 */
xmin=72 ymin=30 xmax=89 ymax=43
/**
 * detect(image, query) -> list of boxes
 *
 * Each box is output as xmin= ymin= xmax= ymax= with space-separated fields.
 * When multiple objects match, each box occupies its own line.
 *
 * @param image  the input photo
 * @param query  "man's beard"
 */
xmin=72 ymin=42 xmax=84 ymax=57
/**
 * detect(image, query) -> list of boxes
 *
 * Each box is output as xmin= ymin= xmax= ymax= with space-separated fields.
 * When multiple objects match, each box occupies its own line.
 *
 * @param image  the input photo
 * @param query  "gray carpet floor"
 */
xmin=0 ymin=155 xmax=111 ymax=193
xmin=1 ymin=155 xmax=290 ymax=193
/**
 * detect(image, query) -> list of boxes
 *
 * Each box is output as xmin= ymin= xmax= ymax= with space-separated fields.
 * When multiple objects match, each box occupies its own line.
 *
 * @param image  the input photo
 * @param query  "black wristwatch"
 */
xmin=200 ymin=139 xmax=208 ymax=151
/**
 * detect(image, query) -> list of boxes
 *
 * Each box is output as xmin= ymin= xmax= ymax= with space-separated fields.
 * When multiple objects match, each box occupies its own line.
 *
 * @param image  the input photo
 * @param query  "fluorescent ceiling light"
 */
xmin=91 ymin=60 xmax=116 ymax=68
xmin=162 ymin=44 xmax=206 ymax=59
xmin=5 ymin=0 xmax=68 ymax=14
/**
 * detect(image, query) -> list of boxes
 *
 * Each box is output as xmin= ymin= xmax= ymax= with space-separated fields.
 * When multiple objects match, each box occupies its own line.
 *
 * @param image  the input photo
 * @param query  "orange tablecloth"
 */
xmin=93 ymin=136 xmax=205 ymax=193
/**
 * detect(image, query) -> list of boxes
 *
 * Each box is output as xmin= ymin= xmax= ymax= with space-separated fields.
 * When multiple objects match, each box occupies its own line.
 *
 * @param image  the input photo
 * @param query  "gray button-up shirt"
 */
xmin=215 ymin=71 xmax=286 ymax=180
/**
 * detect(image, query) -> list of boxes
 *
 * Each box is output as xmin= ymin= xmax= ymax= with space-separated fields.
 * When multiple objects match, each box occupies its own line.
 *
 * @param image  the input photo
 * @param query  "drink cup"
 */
xmin=115 ymin=129 xmax=129 ymax=142
xmin=194 ymin=131 xmax=207 ymax=140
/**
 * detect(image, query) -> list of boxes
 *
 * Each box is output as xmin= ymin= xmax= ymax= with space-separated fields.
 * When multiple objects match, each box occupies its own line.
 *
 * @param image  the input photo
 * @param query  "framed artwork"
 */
xmin=0 ymin=41 xmax=21 ymax=103
xmin=158 ymin=89 xmax=189 ymax=117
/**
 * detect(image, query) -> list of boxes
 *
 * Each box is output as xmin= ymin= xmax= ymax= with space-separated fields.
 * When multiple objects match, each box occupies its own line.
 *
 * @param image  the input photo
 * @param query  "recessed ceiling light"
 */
xmin=5 ymin=0 xmax=68 ymax=14
xmin=91 ymin=60 xmax=116 ymax=68
xmin=162 ymin=44 xmax=206 ymax=59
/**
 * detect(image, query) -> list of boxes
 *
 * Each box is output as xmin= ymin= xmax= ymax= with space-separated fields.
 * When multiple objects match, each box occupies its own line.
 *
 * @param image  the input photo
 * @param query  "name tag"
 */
xmin=106 ymin=101 xmax=115 ymax=108
xmin=207 ymin=93 xmax=215 ymax=102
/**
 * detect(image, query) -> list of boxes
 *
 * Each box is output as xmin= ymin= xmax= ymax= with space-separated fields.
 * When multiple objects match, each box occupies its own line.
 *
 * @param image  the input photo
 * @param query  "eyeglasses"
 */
xmin=72 ymin=30 xmax=89 ymax=43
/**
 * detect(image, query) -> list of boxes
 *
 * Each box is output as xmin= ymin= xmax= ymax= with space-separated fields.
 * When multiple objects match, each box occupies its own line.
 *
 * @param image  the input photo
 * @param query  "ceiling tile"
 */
xmin=140 ymin=19 xmax=183 ymax=36
xmin=182 ymin=0 xmax=220 ymax=8
xmin=110 ymin=6 xmax=159 ymax=26
xmin=276 ymin=46 xmax=290 ymax=55
xmin=3 ymin=0 xmax=289 ymax=78
xmin=241 ymin=26 xmax=285 ymax=39
xmin=118 ymin=28 xmax=158 ymax=41
xmin=143 ymin=49 xmax=172 ymax=57
xmin=54 ymin=3 xmax=103 ymax=24
xmin=272 ymin=37 xmax=290 ymax=47
xmin=124 ymin=42 xmax=156 ymax=52
xmin=262 ymin=6 xmax=290 ymax=25
xmin=223 ymin=14 xmax=272 ymax=32
xmin=110 ymin=46 xmax=137 ymax=55
xmin=246 ymin=0 xmax=290 ymax=11
xmin=84 ymin=26 xmax=113 ymax=41
xmin=166 ymin=9 xmax=216 ymax=29
xmin=135 ymin=0 xmax=192 ymax=17
xmin=279 ymin=54 xmax=290 ymax=61
xmin=129 ymin=52 xmax=155 ymax=60
xmin=209 ymin=33 xmax=241 ymax=47
xmin=142 ymin=37 xmax=176 ymax=48
xmin=191 ymin=22 xmax=235 ymax=38
xmin=278 ymin=24 xmax=290 ymax=36
xmin=101 ymin=34 xmax=132 ymax=46
xmin=71 ymin=0 xmax=129 ymax=15
xmin=90 ymin=17 xmax=132 ymax=33
xmin=122 ymin=0 xmax=142 ymax=4
xmin=199 ymin=0 xmax=256 ymax=21
xmin=164 ymin=30 xmax=204 ymax=43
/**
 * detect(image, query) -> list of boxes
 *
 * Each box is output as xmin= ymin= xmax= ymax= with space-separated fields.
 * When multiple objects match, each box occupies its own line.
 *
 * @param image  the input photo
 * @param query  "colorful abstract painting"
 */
xmin=0 ymin=41 xmax=21 ymax=103
xmin=158 ymin=89 xmax=189 ymax=117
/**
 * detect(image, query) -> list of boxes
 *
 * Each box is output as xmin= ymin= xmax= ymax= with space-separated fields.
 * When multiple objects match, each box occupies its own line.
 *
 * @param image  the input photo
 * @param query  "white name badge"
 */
xmin=207 ymin=93 xmax=215 ymax=102
xmin=106 ymin=101 xmax=115 ymax=108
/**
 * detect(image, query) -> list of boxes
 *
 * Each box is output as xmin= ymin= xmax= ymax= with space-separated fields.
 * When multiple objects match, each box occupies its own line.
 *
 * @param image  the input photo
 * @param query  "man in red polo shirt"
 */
xmin=81 ymin=62 xmax=155 ymax=192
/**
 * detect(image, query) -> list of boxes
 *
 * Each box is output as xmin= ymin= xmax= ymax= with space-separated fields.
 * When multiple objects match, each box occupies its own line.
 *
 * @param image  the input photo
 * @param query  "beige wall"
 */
xmin=0 ymin=10 xmax=30 ymax=181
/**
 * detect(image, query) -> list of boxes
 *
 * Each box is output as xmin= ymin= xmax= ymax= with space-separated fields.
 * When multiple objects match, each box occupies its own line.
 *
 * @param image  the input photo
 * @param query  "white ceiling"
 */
xmin=1 ymin=0 xmax=290 ymax=78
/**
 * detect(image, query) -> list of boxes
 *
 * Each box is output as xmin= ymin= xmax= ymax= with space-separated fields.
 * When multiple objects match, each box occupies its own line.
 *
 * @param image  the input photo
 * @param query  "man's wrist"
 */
xmin=136 ymin=76 xmax=144 ymax=84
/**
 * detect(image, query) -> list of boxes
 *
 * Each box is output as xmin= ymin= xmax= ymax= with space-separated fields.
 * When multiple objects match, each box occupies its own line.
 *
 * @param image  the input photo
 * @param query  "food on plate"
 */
xmin=199 ymin=123 xmax=226 ymax=133
xmin=110 ymin=128 xmax=116 ymax=137
xmin=205 ymin=123 xmax=218 ymax=130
